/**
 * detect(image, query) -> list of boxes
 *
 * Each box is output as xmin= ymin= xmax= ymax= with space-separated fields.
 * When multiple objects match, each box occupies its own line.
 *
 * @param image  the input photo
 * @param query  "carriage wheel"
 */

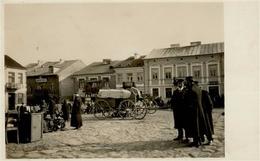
xmin=148 ymin=100 xmax=158 ymax=114
xmin=134 ymin=101 xmax=148 ymax=120
xmin=94 ymin=99 xmax=112 ymax=120
xmin=118 ymin=100 xmax=135 ymax=119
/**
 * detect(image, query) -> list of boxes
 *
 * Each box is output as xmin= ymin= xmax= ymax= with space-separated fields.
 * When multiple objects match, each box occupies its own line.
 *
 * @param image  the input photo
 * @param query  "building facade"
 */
xmin=26 ymin=59 xmax=85 ymax=104
xmin=72 ymin=59 xmax=120 ymax=97
xmin=114 ymin=56 xmax=145 ymax=94
xmin=144 ymin=42 xmax=224 ymax=105
xmin=5 ymin=55 xmax=27 ymax=112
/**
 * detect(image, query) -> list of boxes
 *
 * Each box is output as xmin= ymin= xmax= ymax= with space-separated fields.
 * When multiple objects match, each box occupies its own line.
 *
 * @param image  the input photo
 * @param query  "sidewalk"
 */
xmin=6 ymin=108 xmax=224 ymax=158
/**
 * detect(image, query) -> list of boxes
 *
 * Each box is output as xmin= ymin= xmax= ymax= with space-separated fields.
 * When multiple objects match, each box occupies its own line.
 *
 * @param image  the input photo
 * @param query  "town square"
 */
xmin=2 ymin=1 xmax=259 ymax=160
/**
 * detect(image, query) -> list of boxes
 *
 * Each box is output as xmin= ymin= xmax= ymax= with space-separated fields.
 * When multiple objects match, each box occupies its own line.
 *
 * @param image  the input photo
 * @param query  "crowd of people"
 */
xmin=171 ymin=76 xmax=214 ymax=147
xmin=40 ymin=94 xmax=83 ymax=131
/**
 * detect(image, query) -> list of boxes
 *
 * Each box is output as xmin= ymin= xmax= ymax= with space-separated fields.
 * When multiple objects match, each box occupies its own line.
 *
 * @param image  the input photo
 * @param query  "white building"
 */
xmin=5 ymin=55 xmax=27 ymax=112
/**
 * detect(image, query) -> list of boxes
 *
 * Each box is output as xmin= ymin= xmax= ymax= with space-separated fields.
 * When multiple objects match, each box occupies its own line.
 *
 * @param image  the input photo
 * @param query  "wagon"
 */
xmin=93 ymin=88 xmax=148 ymax=120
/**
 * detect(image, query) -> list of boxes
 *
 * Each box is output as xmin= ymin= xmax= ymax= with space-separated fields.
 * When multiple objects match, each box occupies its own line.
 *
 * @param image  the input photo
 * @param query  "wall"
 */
xmin=114 ymin=67 xmax=144 ymax=93
xmin=5 ymin=67 xmax=27 ymax=111
xmin=144 ymin=53 xmax=224 ymax=102
xmin=27 ymin=75 xmax=59 ymax=105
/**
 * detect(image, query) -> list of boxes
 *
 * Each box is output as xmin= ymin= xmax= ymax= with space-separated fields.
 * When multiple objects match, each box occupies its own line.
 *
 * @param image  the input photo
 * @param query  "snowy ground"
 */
xmin=6 ymin=108 xmax=224 ymax=158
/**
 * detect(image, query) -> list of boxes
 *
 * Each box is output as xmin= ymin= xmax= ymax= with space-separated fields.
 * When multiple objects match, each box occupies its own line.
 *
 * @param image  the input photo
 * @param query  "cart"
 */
xmin=93 ymin=88 xmax=148 ymax=120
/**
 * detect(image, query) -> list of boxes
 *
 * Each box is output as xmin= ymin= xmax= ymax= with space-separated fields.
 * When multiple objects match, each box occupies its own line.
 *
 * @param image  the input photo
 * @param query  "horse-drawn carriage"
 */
xmin=93 ymin=87 xmax=148 ymax=120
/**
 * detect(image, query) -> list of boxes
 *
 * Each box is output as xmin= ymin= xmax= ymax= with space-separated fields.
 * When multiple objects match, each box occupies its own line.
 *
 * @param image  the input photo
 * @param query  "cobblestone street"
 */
xmin=6 ymin=108 xmax=224 ymax=158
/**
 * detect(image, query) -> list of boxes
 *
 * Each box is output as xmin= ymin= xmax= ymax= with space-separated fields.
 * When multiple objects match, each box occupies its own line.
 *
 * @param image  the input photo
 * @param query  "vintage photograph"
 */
xmin=3 ymin=2 xmax=224 ymax=158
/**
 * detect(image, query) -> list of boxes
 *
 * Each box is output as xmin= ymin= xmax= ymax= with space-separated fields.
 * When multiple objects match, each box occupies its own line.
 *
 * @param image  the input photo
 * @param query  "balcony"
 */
xmin=6 ymin=82 xmax=22 ymax=90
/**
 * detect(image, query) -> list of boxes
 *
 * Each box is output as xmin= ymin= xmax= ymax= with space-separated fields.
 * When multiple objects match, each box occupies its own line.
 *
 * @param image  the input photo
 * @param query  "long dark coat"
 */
xmin=201 ymin=90 xmax=214 ymax=135
xmin=61 ymin=100 xmax=70 ymax=121
xmin=183 ymin=85 xmax=209 ymax=139
xmin=171 ymin=88 xmax=185 ymax=129
xmin=70 ymin=99 xmax=83 ymax=128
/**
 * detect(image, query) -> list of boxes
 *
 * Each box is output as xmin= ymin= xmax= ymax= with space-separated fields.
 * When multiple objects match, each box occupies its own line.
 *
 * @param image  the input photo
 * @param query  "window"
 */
xmin=152 ymin=88 xmax=159 ymax=97
xmin=79 ymin=79 xmax=85 ymax=89
xmin=192 ymin=66 xmax=201 ymax=79
xmin=127 ymin=73 xmax=133 ymax=82
xmin=151 ymin=68 xmax=159 ymax=80
xmin=208 ymin=64 xmax=218 ymax=77
xmin=18 ymin=73 xmax=23 ymax=84
xmin=102 ymin=77 xmax=110 ymax=88
xmin=137 ymin=73 xmax=143 ymax=82
xmin=165 ymin=88 xmax=172 ymax=98
xmin=89 ymin=77 xmax=97 ymax=81
xmin=164 ymin=67 xmax=172 ymax=79
xmin=18 ymin=93 xmax=24 ymax=104
xmin=8 ymin=72 xmax=15 ymax=83
xmin=177 ymin=66 xmax=187 ymax=78
xmin=117 ymin=74 xmax=123 ymax=83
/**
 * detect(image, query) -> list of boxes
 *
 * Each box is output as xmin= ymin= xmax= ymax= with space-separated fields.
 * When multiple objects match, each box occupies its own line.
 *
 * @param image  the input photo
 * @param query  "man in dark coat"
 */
xmin=62 ymin=99 xmax=70 ymax=122
xmin=171 ymin=79 xmax=187 ymax=141
xmin=183 ymin=77 xmax=209 ymax=147
xmin=201 ymin=89 xmax=214 ymax=144
xmin=48 ymin=97 xmax=56 ymax=119
xmin=71 ymin=94 xmax=83 ymax=129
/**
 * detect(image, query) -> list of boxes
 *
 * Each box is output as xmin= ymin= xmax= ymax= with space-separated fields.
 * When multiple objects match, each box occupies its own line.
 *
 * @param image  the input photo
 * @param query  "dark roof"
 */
xmin=114 ymin=56 xmax=145 ymax=68
xmin=26 ymin=60 xmax=79 ymax=76
xmin=4 ymin=55 xmax=26 ymax=70
xmin=144 ymin=42 xmax=224 ymax=59
xmin=73 ymin=60 xmax=121 ymax=76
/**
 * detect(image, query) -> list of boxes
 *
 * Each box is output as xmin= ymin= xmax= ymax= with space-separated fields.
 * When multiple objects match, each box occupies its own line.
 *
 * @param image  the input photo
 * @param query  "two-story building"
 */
xmin=143 ymin=41 xmax=224 ymax=105
xmin=26 ymin=59 xmax=85 ymax=104
xmin=72 ymin=59 xmax=121 ymax=97
xmin=114 ymin=55 xmax=145 ymax=94
xmin=5 ymin=55 xmax=27 ymax=111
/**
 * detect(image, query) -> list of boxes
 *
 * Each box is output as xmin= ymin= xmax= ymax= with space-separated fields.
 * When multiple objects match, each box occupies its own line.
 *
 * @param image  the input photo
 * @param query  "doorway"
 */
xmin=8 ymin=93 xmax=15 ymax=110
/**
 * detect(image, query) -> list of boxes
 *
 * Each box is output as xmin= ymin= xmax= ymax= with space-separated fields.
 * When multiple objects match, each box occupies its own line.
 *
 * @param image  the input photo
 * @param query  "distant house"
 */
xmin=72 ymin=59 xmax=121 ymax=97
xmin=26 ymin=59 xmax=85 ymax=104
xmin=4 ymin=55 xmax=27 ymax=112
xmin=143 ymin=41 xmax=224 ymax=105
xmin=114 ymin=55 xmax=145 ymax=94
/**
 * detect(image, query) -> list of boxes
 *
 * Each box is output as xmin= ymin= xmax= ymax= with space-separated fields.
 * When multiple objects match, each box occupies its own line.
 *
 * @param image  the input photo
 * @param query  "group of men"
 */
xmin=171 ymin=76 xmax=214 ymax=147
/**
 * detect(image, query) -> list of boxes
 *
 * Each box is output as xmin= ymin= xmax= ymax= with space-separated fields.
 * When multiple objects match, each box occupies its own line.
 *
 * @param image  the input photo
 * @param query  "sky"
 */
xmin=4 ymin=2 xmax=224 ymax=67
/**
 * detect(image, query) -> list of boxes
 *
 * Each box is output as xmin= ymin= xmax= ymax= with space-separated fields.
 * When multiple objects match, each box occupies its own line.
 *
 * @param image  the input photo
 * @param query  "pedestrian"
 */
xmin=48 ymin=96 xmax=56 ymax=119
xmin=171 ymin=79 xmax=188 ymax=142
xmin=71 ymin=94 xmax=83 ymax=129
xmin=61 ymin=99 xmax=70 ymax=129
xmin=183 ymin=76 xmax=209 ymax=147
xmin=201 ymin=89 xmax=214 ymax=145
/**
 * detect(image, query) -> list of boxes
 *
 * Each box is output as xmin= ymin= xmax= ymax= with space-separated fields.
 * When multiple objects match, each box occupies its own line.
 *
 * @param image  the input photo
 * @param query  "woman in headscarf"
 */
xmin=70 ymin=94 xmax=83 ymax=129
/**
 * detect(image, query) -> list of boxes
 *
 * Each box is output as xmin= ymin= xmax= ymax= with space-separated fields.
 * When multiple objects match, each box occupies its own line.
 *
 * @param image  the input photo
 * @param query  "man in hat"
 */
xmin=183 ymin=76 xmax=208 ymax=147
xmin=171 ymin=79 xmax=187 ymax=141
xmin=71 ymin=94 xmax=83 ymax=129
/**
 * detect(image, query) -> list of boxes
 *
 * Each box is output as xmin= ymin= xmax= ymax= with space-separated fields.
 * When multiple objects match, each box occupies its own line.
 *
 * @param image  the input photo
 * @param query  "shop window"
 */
xmin=79 ymin=79 xmax=85 ymax=89
xmin=165 ymin=88 xmax=172 ymax=98
xmin=152 ymin=88 xmax=159 ymax=97
xmin=18 ymin=93 xmax=24 ymax=104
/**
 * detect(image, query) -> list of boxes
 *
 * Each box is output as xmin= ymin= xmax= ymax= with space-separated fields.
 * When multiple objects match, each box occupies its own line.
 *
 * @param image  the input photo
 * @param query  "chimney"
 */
xmin=170 ymin=44 xmax=180 ymax=48
xmin=49 ymin=66 xmax=54 ymax=73
xmin=103 ymin=59 xmax=111 ymax=64
xmin=190 ymin=41 xmax=201 ymax=46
